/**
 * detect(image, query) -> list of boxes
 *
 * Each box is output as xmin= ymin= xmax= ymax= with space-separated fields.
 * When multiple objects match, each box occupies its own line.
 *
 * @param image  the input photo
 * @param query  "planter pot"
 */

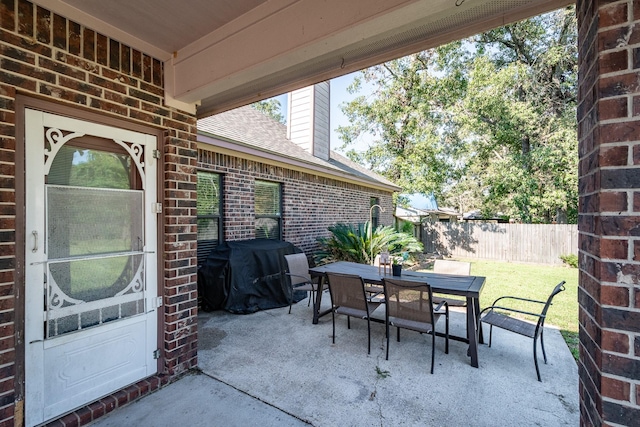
xmin=392 ymin=264 xmax=402 ymax=276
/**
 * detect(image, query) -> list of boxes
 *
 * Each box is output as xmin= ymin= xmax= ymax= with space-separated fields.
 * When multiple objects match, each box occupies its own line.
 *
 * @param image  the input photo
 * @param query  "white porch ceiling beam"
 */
xmin=167 ymin=0 xmax=429 ymax=112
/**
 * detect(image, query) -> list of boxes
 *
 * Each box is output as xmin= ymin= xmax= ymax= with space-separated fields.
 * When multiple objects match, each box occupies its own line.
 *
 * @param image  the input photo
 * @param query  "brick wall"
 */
xmin=0 ymin=0 xmax=198 ymax=425
xmin=577 ymin=0 xmax=640 ymax=425
xmin=197 ymin=149 xmax=395 ymax=254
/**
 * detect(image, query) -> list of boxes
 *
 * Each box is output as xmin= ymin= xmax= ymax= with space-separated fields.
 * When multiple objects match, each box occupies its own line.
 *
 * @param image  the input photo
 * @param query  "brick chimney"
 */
xmin=287 ymin=81 xmax=330 ymax=161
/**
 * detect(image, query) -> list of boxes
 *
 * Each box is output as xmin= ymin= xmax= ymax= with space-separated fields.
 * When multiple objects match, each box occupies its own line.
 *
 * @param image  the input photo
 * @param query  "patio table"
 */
xmin=309 ymin=261 xmax=486 ymax=368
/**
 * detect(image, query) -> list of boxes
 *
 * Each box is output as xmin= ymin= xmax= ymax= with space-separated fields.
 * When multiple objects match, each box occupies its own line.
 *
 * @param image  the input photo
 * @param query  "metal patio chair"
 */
xmin=382 ymin=277 xmax=449 ymax=374
xmin=284 ymin=253 xmax=321 ymax=314
xmin=326 ymin=272 xmax=382 ymax=354
xmin=480 ymin=281 xmax=566 ymax=381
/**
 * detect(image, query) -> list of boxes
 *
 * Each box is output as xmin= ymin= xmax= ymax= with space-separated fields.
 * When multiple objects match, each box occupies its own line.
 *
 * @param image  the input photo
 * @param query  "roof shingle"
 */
xmin=197 ymin=106 xmax=398 ymax=189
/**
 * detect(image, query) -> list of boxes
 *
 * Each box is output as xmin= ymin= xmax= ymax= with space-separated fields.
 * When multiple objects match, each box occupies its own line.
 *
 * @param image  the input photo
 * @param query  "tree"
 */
xmin=338 ymin=7 xmax=578 ymax=223
xmin=337 ymin=48 xmax=467 ymax=202
xmin=252 ymin=98 xmax=285 ymax=123
xmin=458 ymin=8 xmax=578 ymax=223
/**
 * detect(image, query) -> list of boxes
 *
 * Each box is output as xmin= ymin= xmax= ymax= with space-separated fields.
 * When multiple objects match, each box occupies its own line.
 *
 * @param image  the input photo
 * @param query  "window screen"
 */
xmin=255 ymin=180 xmax=281 ymax=240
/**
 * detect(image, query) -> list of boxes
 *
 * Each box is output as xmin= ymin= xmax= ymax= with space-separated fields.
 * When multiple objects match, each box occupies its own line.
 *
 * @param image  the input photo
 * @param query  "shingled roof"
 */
xmin=197 ymin=106 xmax=400 ymax=191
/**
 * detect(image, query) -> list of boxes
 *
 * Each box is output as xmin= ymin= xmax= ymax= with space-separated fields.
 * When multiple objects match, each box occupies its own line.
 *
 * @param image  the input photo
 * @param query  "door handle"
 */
xmin=32 ymin=231 xmax=38 ymax=253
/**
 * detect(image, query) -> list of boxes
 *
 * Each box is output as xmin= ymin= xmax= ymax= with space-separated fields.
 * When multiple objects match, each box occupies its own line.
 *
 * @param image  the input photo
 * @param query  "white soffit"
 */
xmin=32 ymin=0 xmax=268 ymax=59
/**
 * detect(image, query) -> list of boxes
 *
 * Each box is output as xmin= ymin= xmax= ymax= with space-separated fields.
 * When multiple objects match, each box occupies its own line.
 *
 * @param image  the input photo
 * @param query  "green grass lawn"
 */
xmin=423 ymin=258 xmax=579 ymax=361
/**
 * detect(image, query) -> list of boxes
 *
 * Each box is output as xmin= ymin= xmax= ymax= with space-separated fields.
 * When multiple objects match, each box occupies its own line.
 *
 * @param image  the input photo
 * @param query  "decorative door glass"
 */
xmin=45 ymin=144 xmax=146 ymax=338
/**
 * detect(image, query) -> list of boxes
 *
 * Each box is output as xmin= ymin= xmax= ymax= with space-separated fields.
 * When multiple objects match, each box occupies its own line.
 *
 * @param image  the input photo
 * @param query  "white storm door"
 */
xmin=24 ymin=110 xmax=159 ymax=427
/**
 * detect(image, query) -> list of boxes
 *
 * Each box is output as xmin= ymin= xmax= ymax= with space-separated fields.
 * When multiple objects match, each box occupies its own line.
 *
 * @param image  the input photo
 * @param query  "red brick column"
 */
xmin=0 ymin=1 xmax=199 ymax=424
xmin=577 ymin=1 xmax=640 ymax=425
xmin=163 ymin=125 xmax=199 ymax=376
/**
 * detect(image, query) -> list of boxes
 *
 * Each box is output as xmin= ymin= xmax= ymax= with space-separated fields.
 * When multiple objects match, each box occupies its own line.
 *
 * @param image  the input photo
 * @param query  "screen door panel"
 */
xmin=46 ymin=186 xmax=146 ymax=338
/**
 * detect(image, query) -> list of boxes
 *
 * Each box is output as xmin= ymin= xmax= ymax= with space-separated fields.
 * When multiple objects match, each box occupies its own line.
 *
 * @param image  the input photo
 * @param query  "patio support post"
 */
xmin=577 ymin=0 xmax=640 ymax=425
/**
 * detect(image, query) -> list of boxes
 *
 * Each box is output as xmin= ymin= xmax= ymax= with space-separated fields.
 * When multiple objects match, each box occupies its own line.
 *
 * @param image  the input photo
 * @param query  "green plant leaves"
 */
xmin=314 ymin=222 xmax=423 ymax=265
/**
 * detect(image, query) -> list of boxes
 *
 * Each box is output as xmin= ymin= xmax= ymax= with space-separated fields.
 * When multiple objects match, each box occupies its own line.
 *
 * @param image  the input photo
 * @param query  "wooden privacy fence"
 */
xmin=422 ymin=222 xmax=578 ymax=265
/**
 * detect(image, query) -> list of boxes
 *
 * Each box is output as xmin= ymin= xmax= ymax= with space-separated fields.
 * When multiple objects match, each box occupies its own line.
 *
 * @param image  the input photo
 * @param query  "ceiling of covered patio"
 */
xmin=34 ymin=0 xmax=573 ymax=117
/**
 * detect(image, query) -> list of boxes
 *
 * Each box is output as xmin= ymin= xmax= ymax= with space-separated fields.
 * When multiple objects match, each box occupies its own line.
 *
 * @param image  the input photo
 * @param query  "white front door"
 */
xmin=24 ymin=110 xmax=159 ymax=426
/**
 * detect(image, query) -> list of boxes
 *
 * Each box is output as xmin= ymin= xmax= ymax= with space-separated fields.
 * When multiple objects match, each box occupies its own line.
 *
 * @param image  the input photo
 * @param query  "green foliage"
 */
xmin=50 ymin=146 xmax=131 ymax=189
xmin=456 ymin=9 xmax=578 ymax=223
xmin=560 ymin=330 xmax=579 ymax=362
xmin=391 ymin=253 xmax=409 ymax=265
xmin=560 ymin=253 xmax=578 ymax=268
xmin=338 ymin=7 xmax=578 ymax=224
xmin=251 ymin=98 xmax=285 ymax=123
xmin=314 ymin=222 xmax=423 ymax=265
xmin=338 ymin=49 xmax=464 ymax=201
xmin=399 ymin=220 xmax=414 ymax=234
xmin=197 ymin=171 xmax=220 ymax=215
xmin=375 ymin=366 xmax=391 ymax=379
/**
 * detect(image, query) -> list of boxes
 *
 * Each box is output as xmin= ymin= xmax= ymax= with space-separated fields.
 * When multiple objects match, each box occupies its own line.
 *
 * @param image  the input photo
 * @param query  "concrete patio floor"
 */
xmin=92 ymin=295 xmax=579 ymax=426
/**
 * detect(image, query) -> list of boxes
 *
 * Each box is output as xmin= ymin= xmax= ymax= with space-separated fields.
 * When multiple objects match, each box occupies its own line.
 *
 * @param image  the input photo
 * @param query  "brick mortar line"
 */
xmin=600 ymin=114 xmax=640 ymax=126
xmin=3 ymin=41 xmax=163 ymax=96
xmin=598 ymin=58 xmax=640 ymax=75
xmin=1 ymin=68 xmax=164 ymax=123
xmin=601 ymin=395 xmax=640 ymax=408
xmin=598 ymin=142 xmax=640 ymax=150
xmin=602 ymin=350 xmax=640 ymax=362
xmin=600 ymin=165 xmax=640 ymax=170
xmin=600 ymin=302 xmax=640 ymax=311
xmin=597 ymin=211 xmax=640 ymax=216
xmin=0 ymin=360 xmax=14 ymax=370
xmin=577 ymin=324 xmax=600 ymax=354
xmin=597 ymin=21 xmax=640 ymax=38
xmin=577 ymin=212 xmax=640 ymax=217
xmin=577 ymin=273 xmax=603 ymax=298
xmin=578 ymin=230 xmax=639 ymax=241
xmin=598 ymin=211 xmax=640 ymax=221
xmin=578 ymin=251 xmax=639 ymax=264
xmin=599 ymin=236 xmax=640 ymax=240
